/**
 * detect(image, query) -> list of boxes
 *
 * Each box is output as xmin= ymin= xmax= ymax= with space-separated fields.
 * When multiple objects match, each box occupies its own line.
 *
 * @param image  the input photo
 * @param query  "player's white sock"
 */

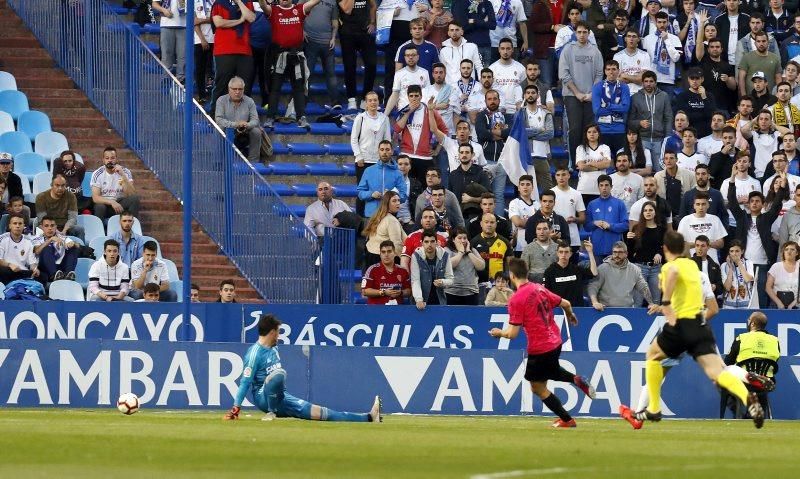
xmin=725 ymin=364 xmax=748 ymax=382
xmin=636 ymin=389 xmax=649 ymax=413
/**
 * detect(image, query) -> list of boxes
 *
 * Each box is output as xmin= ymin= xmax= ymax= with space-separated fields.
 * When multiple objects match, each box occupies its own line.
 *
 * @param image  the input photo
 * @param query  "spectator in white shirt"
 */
xmin=88 ymin=238 xmax=132 ymax=302
xmin=0 ymin=214 xmax=39 ymax=284
xmin=677 ymin=191 xmax=728 ymax=262
xmin=489 ymin=38 xmax=525 ymax=114
xmin=350 ymin=91 xmax=392 ymax=215
xmin=129 ymin=240 xmax=177 ymax=302
xmin=90 ymin=146 xmax=140 ymax=220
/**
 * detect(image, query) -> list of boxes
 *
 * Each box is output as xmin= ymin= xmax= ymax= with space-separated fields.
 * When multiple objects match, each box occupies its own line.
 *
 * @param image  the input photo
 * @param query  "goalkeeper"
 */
xmin=224 ymin=314 xmax=382 ymax=423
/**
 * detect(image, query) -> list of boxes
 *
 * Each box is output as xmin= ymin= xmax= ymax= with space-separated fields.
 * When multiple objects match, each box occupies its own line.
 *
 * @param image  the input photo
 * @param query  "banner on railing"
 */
xmin=3 ymin=303 xmax=800 ymax=356
xmin=2 ymin=339 xmax=798 ymax=419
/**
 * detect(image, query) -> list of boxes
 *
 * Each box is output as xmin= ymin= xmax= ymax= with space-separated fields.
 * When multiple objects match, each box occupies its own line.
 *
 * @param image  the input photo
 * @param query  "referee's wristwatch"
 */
xmin=660 ymin=300 xmax=671 ymax=306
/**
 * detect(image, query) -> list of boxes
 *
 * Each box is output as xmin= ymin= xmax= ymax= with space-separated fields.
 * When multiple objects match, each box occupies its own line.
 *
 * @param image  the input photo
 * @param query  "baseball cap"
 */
xmin=687 ymin=68 xmax=703 ymax=79
xmin=751 ymin=71 xmax=766 ymax=81
xmin=0 ymin=153 xmax=12 ymax=163
xmin=646 ymin=0 xmax=661 ymax=5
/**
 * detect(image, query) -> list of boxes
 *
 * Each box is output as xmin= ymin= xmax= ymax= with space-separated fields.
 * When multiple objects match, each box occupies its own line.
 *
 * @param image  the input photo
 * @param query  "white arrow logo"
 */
xmin=375 ymin=356 xmax=434 ymax=410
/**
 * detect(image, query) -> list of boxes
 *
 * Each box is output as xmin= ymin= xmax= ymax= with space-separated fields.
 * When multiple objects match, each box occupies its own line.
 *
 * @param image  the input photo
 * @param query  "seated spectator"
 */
xmin=129 ymin=240 xmax=178 ymax=302
xmin=471 ymin=212 xmax=513 ymax=289
xmin=621 ymin=128 xmax=652 ymax=178
xmin=778 ymin=184 xmax=800 ymax=249
xmin=357 ymin=140 xmax=407 ymax=218
xmin=304 ymin=181 xmax=351 ymax=237
xmin=587 ymin=241 xmax=652 ymax=310
xmin=692 ymin=235 xmax=724 ymax=304
xmin=214 ymin=76 xmax=261 ymax=162
xmin=2 ymin=196 xmax=32 ymax=234
xmin=410 ymin=229 xmax=455 ymax=310
xmin=0 ymin=153 xmax=22 ymax=203
xmin=88 ymin=238 xmax=132 ymax=302
xmin=52 ymin=150 xmax=89 ymax=211
xmin=418 ymin=185 xmax=464 ymax=236
xmin=363 ymin=191 xmax=407 ymax=268
xmin=90 ymin=147 xmax=141 ymax=219
xmin=190 ymin=283 xmax=201 ymax=302
xmin=765 ymin=241 xmax=799 ymax=309
xmin=361 ymin=240 xmax=411 ymax=305
xmin=136 ymin=282 xmax=162 ymax=302
xmin=401 ymin=207 xmax=447 ymax=270
xmin=678 ymin=191 xmax=727 ymax=262
xmin=485 ymin=271 xmax=513 ymax=306
xmin=35 ymin=174 xmax=85 ymax=242
xmin=584 ymin=175 xmax=629 ymax=262
xmin=0 ymin=214 xmax=39 ymax=284
xmin=575 ymin=124 xmax=613 ymax=206
xmin=467 ymin=193 xmax=512 ymax=241
xmin=32 ymin=215 xmax=79 ymax=283
xmin=625 ymin=201 xmax=665 ymax=304
xmin=629 ymin=175 xmax=673 ymax=230
xmin=524 ymin=190 xmax=570 ymax=246
xmin=217 ymin=279 xmax=237 ymax=303
xmin=543 ymin=239 xmax=597 ymax=307
xmin=109 ymin=211 xmax=145 ymax=267
xmin=443 ymin=226 xmax=484 ymax=305
xmin=351 ymin=92 xmax=392 ymax=216
xmin=721 ymin=240 xmax=755 ymax=309
xmin=521 ymin=220 xmax=557 ymax=283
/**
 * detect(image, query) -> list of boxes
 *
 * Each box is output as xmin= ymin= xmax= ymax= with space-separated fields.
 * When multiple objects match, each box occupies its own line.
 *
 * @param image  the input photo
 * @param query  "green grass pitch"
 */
xmin=1 ymin=410 xmax=798 ymax=478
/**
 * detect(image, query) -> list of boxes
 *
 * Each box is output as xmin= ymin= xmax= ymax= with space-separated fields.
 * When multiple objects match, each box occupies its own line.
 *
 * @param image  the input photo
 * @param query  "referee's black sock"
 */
xmin=542 ymin=393 xmax=572 ymax=422
xmin=556 ymin=367 xmax=576 ymax=383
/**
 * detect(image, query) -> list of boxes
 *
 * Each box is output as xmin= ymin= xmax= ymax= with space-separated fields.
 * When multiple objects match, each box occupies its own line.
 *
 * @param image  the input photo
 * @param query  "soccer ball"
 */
xmin=117 ymin=393 xmax=140 ymax=415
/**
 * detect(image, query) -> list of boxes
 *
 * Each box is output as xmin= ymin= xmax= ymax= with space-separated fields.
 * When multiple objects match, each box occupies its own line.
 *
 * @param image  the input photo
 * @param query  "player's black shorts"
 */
xmin=525 ymin=345 xmax=563 ymax=382
xmin=656 ymin=315 xmax=718 ymax=359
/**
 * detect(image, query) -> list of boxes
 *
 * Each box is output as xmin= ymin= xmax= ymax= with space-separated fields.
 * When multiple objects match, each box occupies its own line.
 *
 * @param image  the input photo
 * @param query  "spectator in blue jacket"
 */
xmin=592 ymin=59 xmax=631 ymax=159
xmin=584 ymin=175 xmax=629 ymax=262
xmin=451 ymin=0 xmax=496 ymax=68
xmin=357 ymin=140 xmax=408 ymax=217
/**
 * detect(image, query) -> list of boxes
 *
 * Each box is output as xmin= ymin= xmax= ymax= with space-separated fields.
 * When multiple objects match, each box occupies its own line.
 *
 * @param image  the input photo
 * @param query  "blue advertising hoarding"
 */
xmin=2 ymin=302 xmax=800 ymax=356
xmin=1 ymin=339 xmax=798 ymax=419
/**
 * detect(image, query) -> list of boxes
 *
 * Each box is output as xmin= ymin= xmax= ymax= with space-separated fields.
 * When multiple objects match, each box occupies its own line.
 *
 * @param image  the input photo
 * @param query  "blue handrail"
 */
xmin=8 ymin=0 xmax=326 ymax=303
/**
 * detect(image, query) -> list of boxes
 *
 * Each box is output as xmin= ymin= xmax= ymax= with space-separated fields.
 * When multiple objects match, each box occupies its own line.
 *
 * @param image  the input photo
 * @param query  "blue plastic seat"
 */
xmin=67 ymin=236 xmax=84 ymax=246
xmin=504 ymin=184 xmax=516 ymax=199
xmin=82 ymin=174 xmax=92 ymax=197
xmin=252 ymin=163 xmax=272 ymax=175
xmin=0 ymin=71 xmax=17 ymax=92
xmin=339 ymin=269 xmax=362 ymax=282
xmin=272 ymin=123 xmax=309 ymax=135
xmin=333 ymin=184 xmax=358 ymax=197
xmin=551 ymin=146 xmax=568 ymax=159
xmin=78 ymin=216 xmax=106 ymax=243
xmin=255 ymin=182 xmax=294 ymax=197
xmin=305 ymin=103 xmax=327 ymax=115
xmin=108 ymin=5 xmax=131 ymax=14
xmin=140 ymin=236 xmax=162 ymax=258
xmin=309 ymin=123 xmax=345 ymax=135
xmin=49 ymin=280 xmax=85 ymax=301
xmin=144 ymin=41 xmax=161 ymax=56
xmin=293 ymin=184 xmax=318 ymax=197
xmin=326 ymin=143 xmax=354 ymax=156
xmin=19 ymin=174 xmax=33 ymax=203
xmin=163 ymin=258 xmax=180 ymax=281
xmin=269 ymin=162 xmax=308 ymax=175
xmin=0 ymin=131 xmax=33 ymax=156
xmin=288 ymin=143 xmax=327 ymax=155
xmin=289 ymin=204 xmax=306 ymax=217
xmin=0 ymin=90 xmax=29 ymax=120
xmin=34 ymin=131 xmax=69 ymax=158
xmin=32 ymin=171 xmax=52 ymax=195
xmin=74 ymin=257 xmax=94 ymax=289
xmin=88 ymin=236 xmax=109 ymax=260
xmin=272 ymin=141 xmax=290 ymax=155
xmin=0 ymin=111 xmax=15 ymax=135
xmin=306 ymin=163 xmax=344 ymax=176
xmin=342 ymin=163 xmax=356 ymax=176
xmin=17 ymin=111 xmax=52 ymax=142
xmin=142 ymin=23 xmax=161 ymax=35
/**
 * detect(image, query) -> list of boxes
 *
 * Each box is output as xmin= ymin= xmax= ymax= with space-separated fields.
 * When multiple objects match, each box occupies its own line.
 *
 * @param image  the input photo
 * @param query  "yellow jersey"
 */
xmin=659 ymin=257 xmax=704 ymax=319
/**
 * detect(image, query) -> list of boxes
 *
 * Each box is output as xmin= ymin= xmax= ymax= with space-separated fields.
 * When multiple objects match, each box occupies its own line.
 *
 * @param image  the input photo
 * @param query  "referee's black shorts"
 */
xmin=525 ymin=345 xmax=563 ymax=382
xmin=656 ymin=315 xmax=718 ymax=359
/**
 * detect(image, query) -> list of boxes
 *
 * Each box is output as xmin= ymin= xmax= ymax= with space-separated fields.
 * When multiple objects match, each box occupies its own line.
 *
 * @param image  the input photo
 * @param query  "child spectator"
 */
xmin=484 ymin=272 xmax=513 ymax=306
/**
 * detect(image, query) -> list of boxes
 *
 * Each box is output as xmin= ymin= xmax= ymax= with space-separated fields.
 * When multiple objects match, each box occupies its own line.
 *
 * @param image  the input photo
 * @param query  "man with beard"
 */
xmin=697 ymin=112 xmax=726 ymax=159
xmin=613 ymin=28 xmax=651 ymax=96
xmin=678 ymin=164 xmax=729 ymax=225
xmin=440 ymin=22 xmax=483 ymax=85
xmin=423 ymin=63 xmax=460 ymax=135
xmin=700 ymin=38 xmax=737 ymax=114
xmin=90 ymin=146 xmax=141 ymax=219
xmin=588 ymin=240 xmax=652 ymax=309
xmin=520 ymin=60 xmax=554 ymax=113
xmin=520 ymin=84 xmax=555 ymax=189
xmin=738 ymin=32 xmax=782 ymax=97
xmin=448 ymin=143 xmax=491 ymax=219
xmin=475 ymin=89 xmax=513 ymax=215
xmin=627 ymin=71 xmax=672 ymax=172
xmin=629 ymin=175 xmax=673 ymax=229
xmin=609 ymin=152 xmax=644 ymax=213
xmin=489 ymin=38 xmax=525 ymax=115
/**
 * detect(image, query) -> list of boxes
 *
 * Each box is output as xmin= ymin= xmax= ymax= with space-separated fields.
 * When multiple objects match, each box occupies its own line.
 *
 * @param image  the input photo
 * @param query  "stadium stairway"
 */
xmin=0 ymin=0 xmax=262 ymax=302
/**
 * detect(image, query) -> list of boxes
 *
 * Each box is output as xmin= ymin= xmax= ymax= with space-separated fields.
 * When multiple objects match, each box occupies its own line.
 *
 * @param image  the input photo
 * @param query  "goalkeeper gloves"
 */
xmin=223 ymin=406 xmax=241 ymax=420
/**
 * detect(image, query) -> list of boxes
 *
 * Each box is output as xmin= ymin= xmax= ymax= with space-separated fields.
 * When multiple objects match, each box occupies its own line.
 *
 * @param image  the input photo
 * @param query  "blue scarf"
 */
xmin=684 ymin=17 xmax=697 ymax=64
xmin=214 ymin=0 xmax=245 ymax=37
xmin=496 ymin=0 xmax=513 ymax=28
xmin=654 ymin=35 xmax=671 ymax=75
xmin=407 ymin=0 xmax=415 ymax=10
xmin=488 ymin=109 xmax=505 ymax=128
xmin=458 ymin=78 xmax=475 ymax=106
xmin=601 ymin=80 xmax=624 ymax=123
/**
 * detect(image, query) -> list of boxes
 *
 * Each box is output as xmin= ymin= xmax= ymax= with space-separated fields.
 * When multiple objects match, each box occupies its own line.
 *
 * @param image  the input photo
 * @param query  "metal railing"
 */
xmin=7 ymin=0 xmax=334 ymax=303
xmin=321 ymin=227 xmax=355 ymax=304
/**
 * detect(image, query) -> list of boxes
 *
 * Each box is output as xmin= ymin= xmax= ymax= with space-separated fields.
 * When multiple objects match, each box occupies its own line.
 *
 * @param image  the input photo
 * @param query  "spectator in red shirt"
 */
xmin=211 ymin=0 xmax=256 ymax=110
xmin=361 ymin=240 xmax=411 ymax=304
xmin=400 ymin=207 xmax=448 ymax=270
xmin=489 ymin=258 xmax=596 ymax=428
xmin=261 ymin=0 xmax=322 ymax=129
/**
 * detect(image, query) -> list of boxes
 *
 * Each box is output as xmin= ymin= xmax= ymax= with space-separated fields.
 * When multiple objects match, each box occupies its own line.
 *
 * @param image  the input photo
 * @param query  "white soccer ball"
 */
xmin=117 ymin=393 xmax=140 ymax=415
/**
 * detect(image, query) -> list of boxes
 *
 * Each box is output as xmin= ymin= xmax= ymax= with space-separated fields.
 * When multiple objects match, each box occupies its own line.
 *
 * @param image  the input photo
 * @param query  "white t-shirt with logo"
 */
xmin=613 ymin=48 xmax=652 ymax=95
xmin=392 ymin=66 xmax=431 ymax=111
xmin=720 ymin=176 xmax=762 ymax=228
xmin=609 ymin=172 xmax=644 ymax=213
xmin=525 ymin=107 xmax=551 ymax=158
xmin=752 ymin=130 xmax=782 ymax=178
xmin=194 ymin=0 xmax=214 ymax=43
xmin=727 ymin=15 xmax=739 ymax=65
xmin=576 ymin=144 xmax=611 ymax=195
xmin=508 ymin=197 xmax=540 ymax=252
xmin=697 ymin=134 xmax=722 ymax=159
xmin=489 ymin=0 xmax=527 ymax=47
xmin=423 ymin=84 xmax=460 ymax=134
xmin=489 ymin=60 xmax=526 ymax=114
xmin=130 ymin=257 xmax=171 ymax=287
xmin=676 ymin=151 xmax=708 ymax=172
xmin=442 ymin=137 xmax=487 ymax=171
xmin=677 ymin=213 xmax=728 ymax=263
xmin=744 ymin=215 xmax=769 ymax=264
xmin=90 ymin=166 xmax=134 ymax=200
xmin=550 ymin=186 xmax=585 ymax=247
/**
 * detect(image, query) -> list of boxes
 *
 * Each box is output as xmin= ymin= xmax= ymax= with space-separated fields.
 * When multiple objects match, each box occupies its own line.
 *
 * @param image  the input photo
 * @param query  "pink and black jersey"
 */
xmin=508 ymin=282 xmax=563 ymax=355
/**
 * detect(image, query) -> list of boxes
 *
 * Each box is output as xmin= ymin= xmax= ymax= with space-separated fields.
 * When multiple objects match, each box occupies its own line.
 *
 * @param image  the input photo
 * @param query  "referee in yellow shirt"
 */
xmin=620 ymin=230 xmax=765 ymax=429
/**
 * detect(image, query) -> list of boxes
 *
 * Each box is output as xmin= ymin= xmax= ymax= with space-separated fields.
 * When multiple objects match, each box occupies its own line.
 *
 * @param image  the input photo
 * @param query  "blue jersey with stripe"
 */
xmin=233 ymin=342 xmax=282 ymax=406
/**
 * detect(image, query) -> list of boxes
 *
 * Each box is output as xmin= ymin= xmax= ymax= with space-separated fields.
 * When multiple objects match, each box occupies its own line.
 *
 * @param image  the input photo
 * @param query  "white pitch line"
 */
xmin=470 ymin=463 xmax=723 ymax=479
